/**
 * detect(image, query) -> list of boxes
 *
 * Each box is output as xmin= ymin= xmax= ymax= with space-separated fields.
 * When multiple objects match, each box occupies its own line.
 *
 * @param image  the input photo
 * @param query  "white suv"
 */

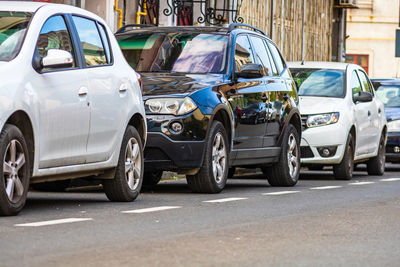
xmin=289 ymin=62 xmax=387 ymax=180
xmin=0 ymin=2 xmax=146 ymax=215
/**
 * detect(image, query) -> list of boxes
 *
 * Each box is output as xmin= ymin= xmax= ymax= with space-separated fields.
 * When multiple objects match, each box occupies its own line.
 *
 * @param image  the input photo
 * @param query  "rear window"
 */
xmin=117 ymin=32 xmax=228 ymax=74
xmin=290 ymin=68 xmax=345 ymax=98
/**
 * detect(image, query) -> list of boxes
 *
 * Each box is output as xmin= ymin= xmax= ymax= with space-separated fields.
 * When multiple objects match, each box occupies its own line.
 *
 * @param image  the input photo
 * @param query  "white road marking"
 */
xmin=262 ymin=191 xmax=300 ymax=196
xmin=380 ymin=178 xmax=400 ymax=182
xmin=349 ymin=182 xmax=375 ymax=185
xmin=15 ymin=218 xmax=92 ymax=227
xmin=310 ymin=186 xmax=342 ymax=190
xmin=122 ymin=206 xmax=182 ymax=214
xmin=203 ymin=197 xmax=248 ymax=203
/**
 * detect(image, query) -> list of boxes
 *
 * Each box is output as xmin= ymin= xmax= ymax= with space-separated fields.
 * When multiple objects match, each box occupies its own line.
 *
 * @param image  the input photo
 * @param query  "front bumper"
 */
xmin=386 ymin=132 xmax=400 ymax=162
xmin=300 ymin=123 xmax=347 ymax=165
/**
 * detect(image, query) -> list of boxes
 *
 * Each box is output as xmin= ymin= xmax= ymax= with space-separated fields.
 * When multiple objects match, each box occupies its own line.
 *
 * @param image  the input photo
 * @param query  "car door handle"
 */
xmin=78 ymin=87 xmax=88 ymax=97
xmin=119 ymin=84 xmax=128 ymax=93
xmin=378 ymin=108 xmax=382 ymax=114
xmin=368 ymin=110 xmax=371 ymax=117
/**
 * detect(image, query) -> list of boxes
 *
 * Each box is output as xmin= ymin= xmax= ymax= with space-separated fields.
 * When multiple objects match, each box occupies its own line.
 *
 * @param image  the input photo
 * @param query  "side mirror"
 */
xmin=236 ymin=63 xmax=264 ymax=79
xmin=354 ymin=91 xmax=373 ymax=103
xmin=42 ymin=49 xmax=73 ymax=69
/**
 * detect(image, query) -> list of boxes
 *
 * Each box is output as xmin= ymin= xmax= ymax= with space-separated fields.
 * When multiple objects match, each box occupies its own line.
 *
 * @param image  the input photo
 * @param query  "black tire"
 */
xmin=0 ymin=124 xmax=30 ymax=216
xmin=264 ymin=124 xmax=300 ymax=186
xmin=186 ymin=121 xmax=228 ymax=193
xmin=142 ymin=171 xmax=163 ymax=187
xmin=308 ymin=165 xmax=324 ymax=171
xmin=228 ymin=167 xmax=236 ymax=178
xmin=103 ymin=126 xmax=144 ymax=202
xmin=31 ymin=179 xmax=71 ymax=192
xmin=367 ymin=134 xmax=386 ymax=176
xmin=333 ymin=133 xmax=354 ymax=180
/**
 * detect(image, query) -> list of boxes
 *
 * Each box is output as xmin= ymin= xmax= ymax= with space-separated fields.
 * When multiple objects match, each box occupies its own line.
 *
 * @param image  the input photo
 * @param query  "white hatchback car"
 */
xmin=289 ymin=62 xmax=387 ymax=180
xmin=0 ymin=2 xmax=146 ymax=215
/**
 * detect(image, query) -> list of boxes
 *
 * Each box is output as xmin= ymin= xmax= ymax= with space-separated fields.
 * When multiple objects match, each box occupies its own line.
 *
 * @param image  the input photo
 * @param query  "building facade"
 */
xmin=346 ymin=0 xmax=400 ymax=78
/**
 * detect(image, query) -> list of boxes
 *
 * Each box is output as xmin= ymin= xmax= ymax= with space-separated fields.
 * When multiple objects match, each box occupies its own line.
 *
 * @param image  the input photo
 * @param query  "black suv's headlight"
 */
xmin=145 ymin=97 xmax=197 ymax=115
xmin=306 ymin=112 xmax=339 ymax=128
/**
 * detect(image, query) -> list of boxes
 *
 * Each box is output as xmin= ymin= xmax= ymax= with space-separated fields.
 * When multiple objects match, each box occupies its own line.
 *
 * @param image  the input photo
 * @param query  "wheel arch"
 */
xmin=209 ymin=105 xmax=233 ymax=149
xmin=349 ymin=125 xmax=356 ymax=148
xmin=128 ymin=113 xmax=147 ymax=145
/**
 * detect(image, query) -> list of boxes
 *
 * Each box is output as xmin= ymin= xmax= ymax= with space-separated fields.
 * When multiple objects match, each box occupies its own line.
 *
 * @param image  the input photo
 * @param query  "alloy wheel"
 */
xmin=124 ymin=137 xmax=142 ymax=190
xmin=287 ymin=133 xmax=299 ymax=179
xmin=212 ymin=132 xmax=227 ymax=184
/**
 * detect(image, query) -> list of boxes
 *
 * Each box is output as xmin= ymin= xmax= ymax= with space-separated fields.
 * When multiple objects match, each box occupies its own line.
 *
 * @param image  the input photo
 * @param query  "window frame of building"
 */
xmin=346 ymin=54 xmax=369 ymax=75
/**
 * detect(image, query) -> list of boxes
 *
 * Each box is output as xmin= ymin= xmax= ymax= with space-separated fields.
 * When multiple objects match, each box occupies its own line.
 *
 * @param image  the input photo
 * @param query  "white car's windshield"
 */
xmin=291 ymin=68 xmax=345 ymax=97
xmin=0 ymin=11 xmax=31 ymax=61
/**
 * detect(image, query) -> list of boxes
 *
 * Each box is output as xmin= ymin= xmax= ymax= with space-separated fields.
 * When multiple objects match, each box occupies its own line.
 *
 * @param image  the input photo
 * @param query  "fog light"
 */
xmin=322 ymin=148 xmax=330 ymax=157
xmin=170 ymin=122 xmax=183 ymax=134
xmin=395 ymin=146 xmax=400 ymax=153
xmin=317 ymin=146 xmax=338 ymax=158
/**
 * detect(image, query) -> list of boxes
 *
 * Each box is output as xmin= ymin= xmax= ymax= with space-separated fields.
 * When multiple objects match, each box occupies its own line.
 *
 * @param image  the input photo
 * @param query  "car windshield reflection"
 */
xmin=376 ymin=85 xmax=400 ymax=108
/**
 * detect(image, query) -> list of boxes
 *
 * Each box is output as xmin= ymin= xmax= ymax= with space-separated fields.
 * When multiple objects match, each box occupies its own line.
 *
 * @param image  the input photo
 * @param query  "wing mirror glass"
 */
xmin=236 ymin=63 xmax=264 ymax=79
xmin=354 ymin=91 xmax=373 ymax=103
xmin=42 ymin=49 xmax=73 ymax=69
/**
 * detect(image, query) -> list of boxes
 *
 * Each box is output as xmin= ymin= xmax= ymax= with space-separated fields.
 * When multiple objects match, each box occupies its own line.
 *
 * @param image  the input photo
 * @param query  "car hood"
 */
xmin=385 ymin=107 xmax=400 ymax=122
xmin=140 ymin=73 xmax=224 ymax=98
xmin=298 ymin=96 xmax=344 ymax=115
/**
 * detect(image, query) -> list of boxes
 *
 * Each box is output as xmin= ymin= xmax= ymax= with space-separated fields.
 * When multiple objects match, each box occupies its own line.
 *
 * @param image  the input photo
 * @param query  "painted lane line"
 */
xmin=262 ymin=191 xmax=300 ymax=196
xmin=203 ymin=197 xmax=248 ymax=203
xmin=310 ymin=186 xmax=342 ymax=190
xmin=122 ymin=206 xmax=182 ymax=214
xmin=15 ymin=218 xmax=93 ymax=227
xmin=349 ymin=182 xmax=375 ymax=185
xmin=380 ymin=178 xmax=400 ymax=182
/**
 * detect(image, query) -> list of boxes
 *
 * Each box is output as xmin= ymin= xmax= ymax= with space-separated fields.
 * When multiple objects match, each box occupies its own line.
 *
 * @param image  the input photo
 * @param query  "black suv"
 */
xmin=116 ymin=23 xmax=302 ymax=193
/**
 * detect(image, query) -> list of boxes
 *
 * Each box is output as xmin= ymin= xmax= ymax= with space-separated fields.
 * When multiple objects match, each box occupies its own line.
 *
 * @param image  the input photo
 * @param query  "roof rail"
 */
xmin=115 ymin=24 xmax=154 ymax=34
xmin=228 ymin=23 xmax=266 ymax=36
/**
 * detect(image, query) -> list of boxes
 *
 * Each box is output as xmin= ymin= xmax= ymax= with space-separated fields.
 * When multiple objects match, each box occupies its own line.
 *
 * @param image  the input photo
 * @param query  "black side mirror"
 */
xmin=236 ymin=63 xmax=264 ymax=79
xmin=354 ymin=91 xmax=373 ymax=103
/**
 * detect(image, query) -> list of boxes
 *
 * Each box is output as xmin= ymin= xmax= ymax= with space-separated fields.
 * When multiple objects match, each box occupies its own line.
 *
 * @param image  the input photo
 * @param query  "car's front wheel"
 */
xmin=0 ymin=124 xmax=30 ymax=216
xmin=264 ymin=124 xmax=300 ymax=186
xmin=333 ymin=133 xmax=354 ymax=180
xmin=103 ymin=126 xmax=143 ymax=201
xmin=367 ymin=133 xmax=385 ymax=176
xmin=186 ymin=121 xmax=228 ymax=193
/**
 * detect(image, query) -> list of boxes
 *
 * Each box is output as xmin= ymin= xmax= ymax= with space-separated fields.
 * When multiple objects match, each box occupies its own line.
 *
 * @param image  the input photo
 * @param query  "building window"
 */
xmin=346 ymin=54 xmax=369 ymax=74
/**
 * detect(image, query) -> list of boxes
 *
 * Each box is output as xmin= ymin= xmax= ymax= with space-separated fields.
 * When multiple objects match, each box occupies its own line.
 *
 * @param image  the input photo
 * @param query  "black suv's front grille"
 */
xmin=301 ymin=115 xmax=308 ymax=131
xmin=301 ymin=146 xmax=314 ymax=158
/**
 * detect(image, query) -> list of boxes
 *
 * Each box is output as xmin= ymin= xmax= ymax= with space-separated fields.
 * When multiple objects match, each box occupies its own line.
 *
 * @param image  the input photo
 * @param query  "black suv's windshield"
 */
xmin=0 ymin=11 xmax=31 ymax=61
xmin=291 ymin=68 xmax=345 ymax=97
xmin=117 ymin=32 xmax=228 ymax=74
xmin=375 ymin=85 xmax=400 ymax=108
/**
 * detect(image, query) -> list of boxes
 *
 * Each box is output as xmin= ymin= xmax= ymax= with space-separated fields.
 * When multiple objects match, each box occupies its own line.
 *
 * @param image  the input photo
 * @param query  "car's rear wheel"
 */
xmin=186 ymin=121 xmax=228 ymax=193
xmin=0 ymin=124 xmax=30 ymax=216
xmin=367 ymin=134 xmax=385 ymax=176
xmin=103 ymin=126 xmax=143 ymax=201
xmin=333 ymin=133 xmax=354 ymax=180
xmin=142 ymin=171 xmax=163 ymax=187
xmin=264 ymin=124 xmax=300 ymax=186
xmin=31 ymin=179 xmax=71 ymax=192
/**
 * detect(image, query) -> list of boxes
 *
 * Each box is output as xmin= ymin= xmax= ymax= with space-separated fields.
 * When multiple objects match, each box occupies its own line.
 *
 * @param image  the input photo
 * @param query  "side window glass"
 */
xmin=234 ymin=35 xmax=254 ymax=72
xmin=72 ymin=16 xmax=107 ymax=66
xmin=267 ymin=41 xmax=285 ymax=75
xmin=249 ymin=36 xmax=273 ymax=76
xmin=351 ymin=70 xmax=362 ymax=98
xmin=263 ymin=40 xmax=277 ymax=76
xmin=358 ymin=70 xmax=373 ymax=95
xmin=97 ymin=23 xmax=112 ymax=64
xmin=37 ymin=15 xmax=75 ymax=69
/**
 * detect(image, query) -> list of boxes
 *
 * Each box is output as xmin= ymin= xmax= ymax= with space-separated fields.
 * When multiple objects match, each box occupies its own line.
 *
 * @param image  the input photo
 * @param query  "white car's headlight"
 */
xmin=388 ymin=119 xmax=400 ymax=132
xmin=145 ymin=97 xmax=197 ymax=115
xmin=306 ymin=112 xmax=339 ymax=128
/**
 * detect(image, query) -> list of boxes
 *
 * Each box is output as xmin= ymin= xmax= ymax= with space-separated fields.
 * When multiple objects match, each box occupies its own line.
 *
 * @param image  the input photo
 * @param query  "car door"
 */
xmin=32 ymin=14 xmax=90 ymax=168
xmin=71 ymin=16 xmax=127 ymax=163
xmin=228 ymin=34 xmax=268 ymax=153
xmin=357 ymin=69 xmax=381 ymax=153
xmin=351 ymin=69 xmax=370 ymax=156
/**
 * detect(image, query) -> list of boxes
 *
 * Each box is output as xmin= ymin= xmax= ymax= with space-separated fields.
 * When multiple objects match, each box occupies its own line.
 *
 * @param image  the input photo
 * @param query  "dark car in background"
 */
xmin=116 ymin=23 xmax=302 ymax=193
xmin=372 ymin=78 xmax=400 ymax=163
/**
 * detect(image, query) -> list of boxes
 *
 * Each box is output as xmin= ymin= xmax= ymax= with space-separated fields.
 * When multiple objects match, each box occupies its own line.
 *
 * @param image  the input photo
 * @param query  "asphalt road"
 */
xmin=1 ymin=165 xmax=400 ymax=267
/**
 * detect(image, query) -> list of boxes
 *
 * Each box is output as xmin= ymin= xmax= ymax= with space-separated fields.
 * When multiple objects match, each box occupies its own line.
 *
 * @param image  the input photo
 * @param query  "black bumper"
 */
xmin=386 ymin=132 xmax=400 ymax=162
xmin=144 ymin=133 xmax=206 ymax=171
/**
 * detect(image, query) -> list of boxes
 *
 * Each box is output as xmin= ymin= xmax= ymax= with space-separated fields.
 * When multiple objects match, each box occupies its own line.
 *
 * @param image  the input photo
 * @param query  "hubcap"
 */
xmin=287 ymin=133 xmax=298 ymax=179
xmin=124 ymin=138 xmax=141 ymax=190
xmin=3 ymin=140 xmax=26 ymax=203
xmin=212 ymin=133 xmax=227 ymax=184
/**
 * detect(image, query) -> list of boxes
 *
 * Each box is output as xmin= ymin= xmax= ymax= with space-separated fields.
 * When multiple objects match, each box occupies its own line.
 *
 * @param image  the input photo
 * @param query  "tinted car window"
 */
xmin=98 ymin=23 xmax=112 ymax=64
xmin=37 ymin=15 xmax=76 ymax=69
xmin=291 ymin=68 xmax=345 ymax=97
xmin=357 ymin=70 xmax=373 ymax=95
xmin=72 ymin=16 xmax=107 ymax=66
xmin=235 ymin=35 xmax=254 ymax=72
xmin=375 ymin=85 xmax=400 ymax=108
xmin=249 ymin=36 xmax=273 ymax=76
xmin=351 ymin=70 xmax=362 ymax=98
xmin=118 ymin=33 xmax=227 ymax=73
xmin=267 ymin=41 xmax=285 ymax=74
